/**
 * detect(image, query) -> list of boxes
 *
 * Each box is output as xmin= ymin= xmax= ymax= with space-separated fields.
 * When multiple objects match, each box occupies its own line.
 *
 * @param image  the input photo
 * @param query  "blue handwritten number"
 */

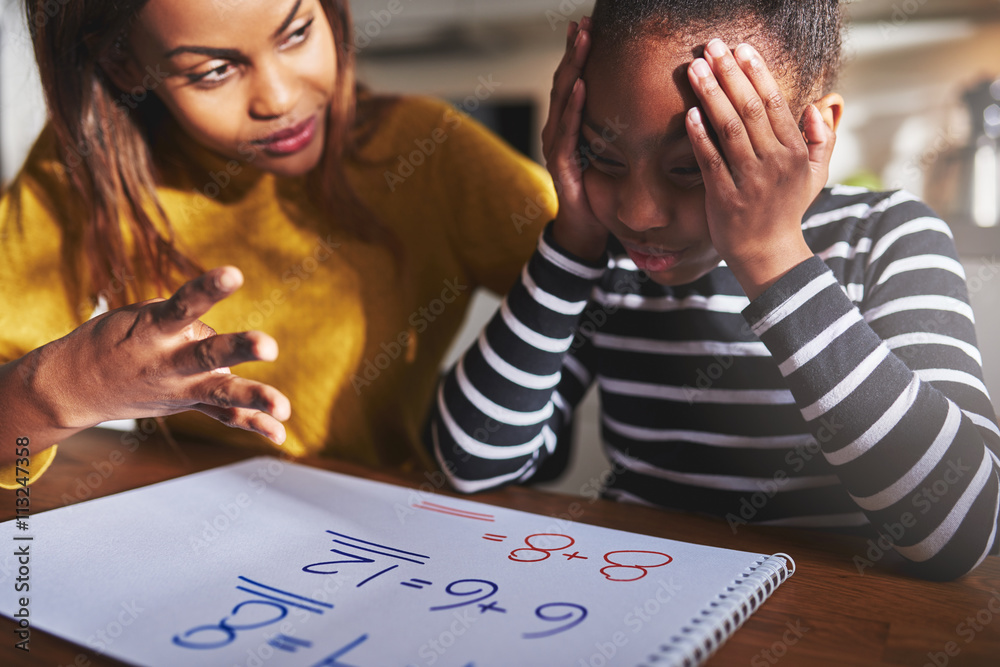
xmin=303 ymin=550 xmax=375 ymax=575
xmin=429 ymin=579 xmax=499 ymax=612
xmin=311 ymin=633 xmax=368 ymax=667
xmin=522 ymin=603 xmax=588 ymax=639
xmin=172 ymin=600 xmax=287 ymax=650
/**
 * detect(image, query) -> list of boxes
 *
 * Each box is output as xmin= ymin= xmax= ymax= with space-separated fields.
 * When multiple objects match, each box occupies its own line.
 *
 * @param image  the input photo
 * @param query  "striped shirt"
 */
xmin=428 ymin=186 xmax=1000 ymax=580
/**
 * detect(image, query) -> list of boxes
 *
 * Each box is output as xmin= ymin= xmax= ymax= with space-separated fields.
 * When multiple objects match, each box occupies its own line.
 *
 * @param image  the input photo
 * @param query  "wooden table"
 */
xmin=2 ymin=427 xmax=999 ymax=666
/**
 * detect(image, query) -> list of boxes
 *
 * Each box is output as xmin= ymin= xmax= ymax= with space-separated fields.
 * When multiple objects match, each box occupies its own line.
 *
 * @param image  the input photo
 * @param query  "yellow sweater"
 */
xmin=0 ymin=96 xmax=556 ymax=480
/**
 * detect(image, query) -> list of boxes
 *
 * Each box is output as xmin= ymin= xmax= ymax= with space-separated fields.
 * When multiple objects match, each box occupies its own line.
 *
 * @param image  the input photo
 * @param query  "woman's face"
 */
xmin=122 ymin=0 xmax=337 ymax=176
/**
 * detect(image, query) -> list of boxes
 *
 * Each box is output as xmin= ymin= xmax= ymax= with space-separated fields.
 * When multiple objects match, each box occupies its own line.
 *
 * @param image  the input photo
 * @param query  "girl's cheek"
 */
xmin=582 ymin=170 xmax=617 ymax=229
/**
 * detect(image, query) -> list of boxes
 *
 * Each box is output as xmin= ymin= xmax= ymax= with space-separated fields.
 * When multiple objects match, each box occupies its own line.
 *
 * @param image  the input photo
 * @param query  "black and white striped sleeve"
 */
xmin=743 ymin=193 xmax=1000 ymax=580
xmin=427 ymin=223 xmax=606 ymax=492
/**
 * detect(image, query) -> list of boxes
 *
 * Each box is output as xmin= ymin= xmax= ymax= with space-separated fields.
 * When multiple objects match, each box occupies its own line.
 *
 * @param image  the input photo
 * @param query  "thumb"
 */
xmin=803 ymin=104 xmax=835 ymax=192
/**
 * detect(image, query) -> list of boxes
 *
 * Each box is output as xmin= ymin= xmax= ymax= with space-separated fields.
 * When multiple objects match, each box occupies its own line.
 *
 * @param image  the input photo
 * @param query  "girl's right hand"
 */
xmin=541 ymin=17 xmax=608 ymax=262
xmin=37 ymin=266 xmax=291 ymax=444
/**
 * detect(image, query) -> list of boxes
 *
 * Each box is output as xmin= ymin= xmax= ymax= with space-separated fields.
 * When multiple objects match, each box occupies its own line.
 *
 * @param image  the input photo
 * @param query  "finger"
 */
xmin=686 ymin=106 xmax=733 ymax=194
xmin=197 ymin=373 xmax=292 ymax=423
xmin=565 ymin=18 xmax=578 ymax=51
xmin=551 ymin=78 xmax=587 ymax=199
xmin=803 ymin=104 xmax=836 ymax=191
xmin=703 ymin=39 xmax=781 ymax=156
xmin=541 ymin=21 xmax=580 ymax=153
xmin=688 ymin=54 xmax=753 ymax=169
xmin=544 ymin=25 xmax=589 ymax=154
xmin=542 ymin=25 xmax=591 ymax=158
xmin=177 ymin=330 xmax=278 ymax=375
xmin=732 ymin=43 xmax=803 ymax=149
xmin=194 ymin=404 xmax=288 ymax=445
xmin=152 ymin=266 xmax=243 ymax=335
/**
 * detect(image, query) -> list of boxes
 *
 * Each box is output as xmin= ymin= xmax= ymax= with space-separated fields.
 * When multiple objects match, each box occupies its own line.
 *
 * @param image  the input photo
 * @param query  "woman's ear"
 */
xmin=94 ymin=32 xmax=143 ymax=95
xmin=812 ymin=92 xmax=844 ymax=133
xmin=100 ymin=55 xmax=142 ymax=95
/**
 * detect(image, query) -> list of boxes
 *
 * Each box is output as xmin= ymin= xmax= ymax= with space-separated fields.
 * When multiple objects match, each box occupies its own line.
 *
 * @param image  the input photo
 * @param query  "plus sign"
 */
xmin=562 ymin=551 xmax=588 ymax=561
xmin=478 ymin=601 xmax=507 ymax=614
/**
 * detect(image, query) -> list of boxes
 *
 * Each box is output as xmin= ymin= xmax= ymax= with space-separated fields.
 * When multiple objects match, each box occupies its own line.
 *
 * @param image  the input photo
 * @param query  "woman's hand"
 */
xmin=33 ymin=266 xmax=291 ymax=444
xmin=541 ymin=17 xmax=608 ymax=262
xmin=686 ymin=39 xmax=836 ymax=299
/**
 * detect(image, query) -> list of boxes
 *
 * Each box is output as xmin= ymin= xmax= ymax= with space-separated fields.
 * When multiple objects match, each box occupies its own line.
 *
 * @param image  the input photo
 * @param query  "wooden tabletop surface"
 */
xmin=1 ymin=427 xmax=998 ymax=666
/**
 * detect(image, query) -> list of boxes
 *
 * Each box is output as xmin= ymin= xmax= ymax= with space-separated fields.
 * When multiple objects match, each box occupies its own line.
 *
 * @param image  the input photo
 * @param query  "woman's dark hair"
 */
xmin=590 ymin=0 xmax=843 ymax=109
xmin=20 ymin=0 xmax=391 ymax=311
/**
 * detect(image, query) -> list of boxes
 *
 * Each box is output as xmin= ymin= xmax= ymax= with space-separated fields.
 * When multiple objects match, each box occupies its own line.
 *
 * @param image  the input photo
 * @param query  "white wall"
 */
xmin=0 ymin=4 xmax=45 ymax=186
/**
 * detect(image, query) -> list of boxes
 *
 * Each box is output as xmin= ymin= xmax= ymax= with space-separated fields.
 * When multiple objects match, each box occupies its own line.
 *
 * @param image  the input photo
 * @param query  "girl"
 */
xmin=0 ymin=0 xmax=555 ymax=482
xmin=429 ymin=0 xmax=1000 ymax=581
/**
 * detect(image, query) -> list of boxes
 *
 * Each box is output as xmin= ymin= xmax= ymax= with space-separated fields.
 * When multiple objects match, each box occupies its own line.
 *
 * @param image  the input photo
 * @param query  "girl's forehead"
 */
xmin=584 ymin=41 xmax=698 ymax=112
xmin=585 ymin=35 xmax=796 ymax=116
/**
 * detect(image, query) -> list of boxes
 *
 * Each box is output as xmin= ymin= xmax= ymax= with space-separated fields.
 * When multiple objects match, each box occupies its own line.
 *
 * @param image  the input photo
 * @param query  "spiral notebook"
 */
xmin=1 ymin=457 xmax=793 ymax=666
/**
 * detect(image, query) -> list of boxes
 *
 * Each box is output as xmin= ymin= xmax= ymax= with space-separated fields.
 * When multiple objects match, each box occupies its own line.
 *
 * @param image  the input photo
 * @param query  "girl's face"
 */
xmin=580 ymin=40 xmax=798 ymax=286
xmin=123 ymin=0 xmax=337 ymax=177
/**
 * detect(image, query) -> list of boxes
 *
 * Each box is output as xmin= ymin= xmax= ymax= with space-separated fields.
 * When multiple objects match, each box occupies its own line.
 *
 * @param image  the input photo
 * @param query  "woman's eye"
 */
xmin=670 ymin=166 xmax=702 ymax=176
xmin=188 ymin=62 xmax=235 ymax=85
xmin=282 ymin=19 xmax=314 ymax=49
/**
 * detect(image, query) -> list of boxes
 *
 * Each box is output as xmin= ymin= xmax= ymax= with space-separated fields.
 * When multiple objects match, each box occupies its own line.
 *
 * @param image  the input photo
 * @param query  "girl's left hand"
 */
xmin=686 ymin=39 xmax=836 ymax=300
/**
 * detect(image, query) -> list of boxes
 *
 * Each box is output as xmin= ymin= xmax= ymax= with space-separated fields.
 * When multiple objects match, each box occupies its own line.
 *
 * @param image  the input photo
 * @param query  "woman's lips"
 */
xmin=623 ymin=245 xmax=686 ymax=273
xmin=253 ymin=116 xmax=318 ymax=156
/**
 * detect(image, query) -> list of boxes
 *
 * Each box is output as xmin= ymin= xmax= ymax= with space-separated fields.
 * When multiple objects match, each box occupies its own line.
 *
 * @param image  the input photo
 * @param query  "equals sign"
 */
xmin=482 ymin=534 xmax=507 ymax=542
xmin=268 ymin=634 xmax=313 ymax=653
xmin=401 ymin=578 xmax=433 ymax=589
xmin=237 ymin=576 xmax=334 ymax=615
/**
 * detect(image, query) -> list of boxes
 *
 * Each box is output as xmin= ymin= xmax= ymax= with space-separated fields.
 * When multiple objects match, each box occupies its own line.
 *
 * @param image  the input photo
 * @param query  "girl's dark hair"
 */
xmin=590 ymin=0 xmax=843 ymax=108
xmin=21 ymin=0 xmax=392 ymax=311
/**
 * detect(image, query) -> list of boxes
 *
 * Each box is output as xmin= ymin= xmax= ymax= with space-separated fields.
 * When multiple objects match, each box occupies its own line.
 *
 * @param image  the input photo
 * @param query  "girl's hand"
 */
xmin=686 ymin=39 xmax=836 ymax=299
xmin=39 ymin=266 xmax=291 ymax=444
xmin=542 ymin=17 xmax=608 ymax=262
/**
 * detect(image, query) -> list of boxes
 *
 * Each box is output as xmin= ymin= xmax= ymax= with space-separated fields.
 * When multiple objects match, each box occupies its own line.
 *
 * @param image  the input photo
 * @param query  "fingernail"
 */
xmin=706 ymin=39 xmax=727 ymax=58
xmin=688 ymin=107 xmax=703 ymax=126
xmin=574 ymin=30 xmax=582 ymax=47
xmin=257 ymin=337 xmax=279 ymax=362
xmin=736 ymin=43 xmax=757 ymax=66
xmin=691 ymin=59 xmax=711 ymax=79
xmin=217 ymin=270 xmax=238 ymax=291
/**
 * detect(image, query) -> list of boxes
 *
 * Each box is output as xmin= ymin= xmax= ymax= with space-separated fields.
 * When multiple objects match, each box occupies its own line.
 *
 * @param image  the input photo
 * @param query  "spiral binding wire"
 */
xmin=636 ymin=553 xmax=796 ymax=667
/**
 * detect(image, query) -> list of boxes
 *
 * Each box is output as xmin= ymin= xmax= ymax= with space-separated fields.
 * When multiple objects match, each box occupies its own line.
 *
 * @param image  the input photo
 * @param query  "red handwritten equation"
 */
xmin=482 ymin=533 xmax=673 ymax=582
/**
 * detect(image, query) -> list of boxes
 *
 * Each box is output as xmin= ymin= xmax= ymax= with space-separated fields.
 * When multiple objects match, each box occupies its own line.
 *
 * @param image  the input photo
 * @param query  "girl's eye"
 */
xmin=281 ymin=18 xmax=314 ymax=49
xmin=668 ymin=164 xmax=704 ymax=188
xmin=188 ymin=62 xmax=235 ymax=86
xmin=578 ymin=138 xmax=623 ymax=169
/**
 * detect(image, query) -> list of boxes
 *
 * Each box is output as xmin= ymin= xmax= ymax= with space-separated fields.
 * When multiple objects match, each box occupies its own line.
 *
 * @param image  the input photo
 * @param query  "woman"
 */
xmin=0 ymin=0 xmax=556 ymax=483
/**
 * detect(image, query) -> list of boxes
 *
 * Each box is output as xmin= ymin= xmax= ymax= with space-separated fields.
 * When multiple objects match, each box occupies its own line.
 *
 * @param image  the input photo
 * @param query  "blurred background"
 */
xmin=2 ymin=0 xmax=999 ymax=494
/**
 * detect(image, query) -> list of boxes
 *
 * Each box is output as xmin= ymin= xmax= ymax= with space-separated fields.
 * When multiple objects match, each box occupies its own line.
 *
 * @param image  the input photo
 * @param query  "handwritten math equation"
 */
xmin=171 ymin=527 xmax=672 ymax=665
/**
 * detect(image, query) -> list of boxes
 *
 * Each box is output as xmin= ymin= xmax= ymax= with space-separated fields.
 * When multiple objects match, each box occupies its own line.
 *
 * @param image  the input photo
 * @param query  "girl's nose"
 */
xmin=616 ymin=174 xmax=668 ymax=233
xmin=248 ymin=60 xmax=298 ymax=121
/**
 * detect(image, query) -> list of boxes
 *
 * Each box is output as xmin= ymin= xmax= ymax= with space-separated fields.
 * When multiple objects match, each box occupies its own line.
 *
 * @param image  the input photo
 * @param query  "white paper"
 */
xmin=1 ymin=458 xmax=788 ymax=666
